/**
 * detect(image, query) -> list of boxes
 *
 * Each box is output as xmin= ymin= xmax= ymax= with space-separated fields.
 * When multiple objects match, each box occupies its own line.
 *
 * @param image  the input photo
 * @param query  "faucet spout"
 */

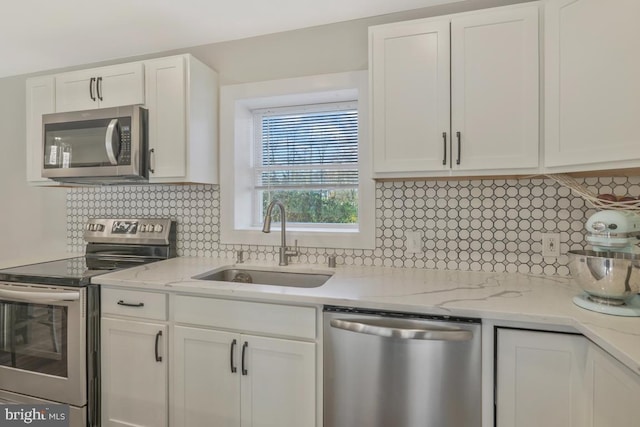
xmin=262 ymin=200 xmax=298 ymax=266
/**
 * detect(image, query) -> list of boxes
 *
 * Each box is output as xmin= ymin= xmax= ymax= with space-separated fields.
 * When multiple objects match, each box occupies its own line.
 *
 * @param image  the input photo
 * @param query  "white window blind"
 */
xmin=253 ymin=102 xmax=359 ymax=191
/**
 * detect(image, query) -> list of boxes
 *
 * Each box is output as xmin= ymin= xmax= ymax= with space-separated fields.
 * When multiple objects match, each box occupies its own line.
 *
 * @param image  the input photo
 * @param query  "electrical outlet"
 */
xmin=405 ymin=230 xmax=424 ymax=255
xmin=541 ymin=233 xmax=560 ymax=257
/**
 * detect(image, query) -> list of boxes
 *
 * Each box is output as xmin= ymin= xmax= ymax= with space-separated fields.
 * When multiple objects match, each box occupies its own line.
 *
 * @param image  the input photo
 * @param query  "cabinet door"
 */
xmin=145 ymin=55 xmax=187 ymax=180
xmin=496 ymin=329 xmax=588 ymax=427
xmin=101 ymin=318 xmax=168 ymax=427
xmin=25 ymin=76 xmax=56 ymax=184
xmin=55 ymin=69 xmax=98 ymax=112
xmin=586 ymin=343 xmax=640 ymax=427
xmin=173 ymin=326 xmax=241 ymax=427
xmin=451 ymin=5 xmax=539 ymax=172
xmin=544 ymin=0 xmax=640 ymax=169
xmin=55 ymin=62 xmax=144 ymax=112
xmin=240 ymin=335 xmax=315 ymax=427
xmin=97 ymin=62 xmax=145 ymax=108
xmin=370 ymin=19 xmax=450 ymax=174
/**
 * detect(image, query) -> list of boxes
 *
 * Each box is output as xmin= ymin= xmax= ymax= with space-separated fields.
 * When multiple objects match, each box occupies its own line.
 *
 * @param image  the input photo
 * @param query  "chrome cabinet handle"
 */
xmin=456 ymin=131 xmax=461 ymax=165
xmin=230 ymin=339 xmax=238 ymax=373
xmin=96 ymin=76 xmax=103 ymax=101
xmin=148 ymin=148 xmax=155 ymax=174
xmin=442 ymin=132 xmax=447 ymax=166
xmin=330 ymin=318 xmax=473 ymax=341
xmin=116 ymin=300 xmax=144 ymax=308
xmin=105 ymin=119 xmax=120 ymax=165
xmin=89 ymin=77 xmax=96 ymax=101
xmin=241 ymin=341 xmax=248 ymax=375
xmin=155 ymin=330 xmax=163 ymax=362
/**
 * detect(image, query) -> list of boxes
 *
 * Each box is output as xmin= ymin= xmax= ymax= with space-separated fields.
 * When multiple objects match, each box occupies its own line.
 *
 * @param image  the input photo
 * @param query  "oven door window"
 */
xmin=0 ymin=302 xmax=68 ymax=377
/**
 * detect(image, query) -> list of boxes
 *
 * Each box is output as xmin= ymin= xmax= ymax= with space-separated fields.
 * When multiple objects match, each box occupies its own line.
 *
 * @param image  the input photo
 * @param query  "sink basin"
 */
xmin=192 ymin=268 xmax=333 ymax=288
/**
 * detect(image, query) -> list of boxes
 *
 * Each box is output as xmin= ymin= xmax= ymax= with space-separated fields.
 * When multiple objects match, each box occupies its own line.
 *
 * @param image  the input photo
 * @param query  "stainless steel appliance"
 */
xmin=569 ymin=210 xmax=640 ymax=316
xmin=42 ymin=105 xmax=148 ymax=184
xmin=323 ymin=306 xmax=481 ymax=427
xmin=0 ymin=218 xmax=176 ymax=427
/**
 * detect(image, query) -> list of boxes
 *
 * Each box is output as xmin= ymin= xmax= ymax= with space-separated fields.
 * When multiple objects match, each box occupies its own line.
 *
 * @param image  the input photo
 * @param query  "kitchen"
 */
xmin=1 ymin=0 xmax=640 ymax=426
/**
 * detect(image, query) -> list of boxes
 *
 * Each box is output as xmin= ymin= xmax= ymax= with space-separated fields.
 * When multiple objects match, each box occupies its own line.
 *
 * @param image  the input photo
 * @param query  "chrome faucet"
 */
xmin=262 ymin=200 xmax=298 ymax=266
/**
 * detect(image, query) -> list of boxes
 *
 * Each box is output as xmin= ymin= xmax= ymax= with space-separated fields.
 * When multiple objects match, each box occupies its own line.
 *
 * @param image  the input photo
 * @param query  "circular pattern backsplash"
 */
xmin=66 ymin=176 xmax=640 ymax=276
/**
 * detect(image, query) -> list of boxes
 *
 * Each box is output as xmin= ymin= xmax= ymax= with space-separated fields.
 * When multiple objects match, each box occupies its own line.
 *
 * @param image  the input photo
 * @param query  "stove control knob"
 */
xmin=97 ymin=224 xmax=105 ymax=232
xmin=154 ymin=224 xmax=164 ymax=233
xmin=86 ymin=224 xmax=92 ymax=231
xmin=140 ymin=224 xmax=147 ymax=232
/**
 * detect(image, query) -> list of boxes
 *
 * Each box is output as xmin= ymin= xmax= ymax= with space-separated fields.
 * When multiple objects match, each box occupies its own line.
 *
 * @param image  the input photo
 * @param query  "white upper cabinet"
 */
xmin=371 ymin=19 xmax=451 ymax=173
xmin=145 ymin=54 xmax=219 ymax=184
xmin=25 ymin=54 xmax=218 ymax=185
xmin=25 ymin=76 xmax=57 ymax=185
xmin=544 ymin=0 xmax=640 ymax=172
xmin=450 ymin=6 xmax=539 ymax=173
xmin=55 ymin=62 xmax=145 ymax=112
xmin=371 ymin=3 xmax=540 ymax=178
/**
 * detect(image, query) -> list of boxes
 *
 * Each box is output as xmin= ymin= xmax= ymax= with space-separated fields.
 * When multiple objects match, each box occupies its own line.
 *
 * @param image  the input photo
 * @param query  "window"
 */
xmin=220 ymin=71 xmax=374 ymax=249
xmin=253 ymin=102 xmax=359 ymax=228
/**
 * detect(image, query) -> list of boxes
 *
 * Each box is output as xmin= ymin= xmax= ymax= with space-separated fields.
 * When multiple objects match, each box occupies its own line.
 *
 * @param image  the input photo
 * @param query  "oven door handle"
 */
xmin=0 ymin=288 xmax=80 ymax=303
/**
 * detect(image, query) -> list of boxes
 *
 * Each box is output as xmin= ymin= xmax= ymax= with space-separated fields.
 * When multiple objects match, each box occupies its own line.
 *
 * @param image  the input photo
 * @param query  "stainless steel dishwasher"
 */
xmin=323 ymin=306 xmax=481 ymax=427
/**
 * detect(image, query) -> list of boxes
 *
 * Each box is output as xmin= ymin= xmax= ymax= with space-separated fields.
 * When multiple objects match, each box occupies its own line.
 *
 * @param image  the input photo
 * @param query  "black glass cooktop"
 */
xmin=0 ymin=256 xmax=149 ymax=287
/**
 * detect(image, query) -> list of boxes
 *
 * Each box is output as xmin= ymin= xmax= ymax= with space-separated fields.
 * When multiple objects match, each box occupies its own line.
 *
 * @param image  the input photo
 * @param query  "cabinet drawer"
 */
xmin=174 ymin=296 xmax=316 ymax=340
xmin=102 ymin=288 xmax=167 ymax=321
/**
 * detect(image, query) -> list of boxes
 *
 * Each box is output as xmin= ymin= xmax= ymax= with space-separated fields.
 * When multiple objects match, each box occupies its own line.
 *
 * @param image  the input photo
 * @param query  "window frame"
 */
xmin=219 ymin=71 xmax=375 ymax=249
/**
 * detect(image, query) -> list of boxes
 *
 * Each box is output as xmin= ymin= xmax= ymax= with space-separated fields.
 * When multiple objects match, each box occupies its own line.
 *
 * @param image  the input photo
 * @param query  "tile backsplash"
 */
xmin=67 ymin=176 xmax=640 ymax=276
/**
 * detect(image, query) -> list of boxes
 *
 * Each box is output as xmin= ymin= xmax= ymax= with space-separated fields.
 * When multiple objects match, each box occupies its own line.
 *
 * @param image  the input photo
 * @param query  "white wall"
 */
xmin=0 ymin=75 xmax=67 ymax=265
xmin=185 ymin=0 xmax=531 ymax=84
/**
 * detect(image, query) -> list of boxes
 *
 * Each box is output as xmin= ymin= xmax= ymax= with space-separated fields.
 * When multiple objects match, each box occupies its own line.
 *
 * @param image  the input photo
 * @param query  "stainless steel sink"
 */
xmin=192 ymin=268 xmax=333 ymax=288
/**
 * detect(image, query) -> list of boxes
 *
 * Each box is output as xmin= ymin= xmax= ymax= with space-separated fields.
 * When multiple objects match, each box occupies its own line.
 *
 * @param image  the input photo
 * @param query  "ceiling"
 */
xmin=0 ymin=0 xmax=460 ymax=79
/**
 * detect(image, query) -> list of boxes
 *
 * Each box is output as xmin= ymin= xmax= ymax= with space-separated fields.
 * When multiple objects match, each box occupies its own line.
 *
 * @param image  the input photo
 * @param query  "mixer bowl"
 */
xmin=567 ymin=250 xmax=640 ymax=305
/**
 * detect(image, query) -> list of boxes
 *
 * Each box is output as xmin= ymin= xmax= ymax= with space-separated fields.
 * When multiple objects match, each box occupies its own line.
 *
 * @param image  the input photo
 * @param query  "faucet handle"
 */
xmin=236 ymin=250 xmax=245 ymax=264
xmin=285 ymin=240 xmax=299 ymax=260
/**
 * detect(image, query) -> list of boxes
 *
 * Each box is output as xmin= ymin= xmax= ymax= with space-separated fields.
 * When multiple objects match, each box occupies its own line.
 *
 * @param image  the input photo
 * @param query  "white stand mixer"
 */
xmin=570 ymin=210 xmax=640 ymax=316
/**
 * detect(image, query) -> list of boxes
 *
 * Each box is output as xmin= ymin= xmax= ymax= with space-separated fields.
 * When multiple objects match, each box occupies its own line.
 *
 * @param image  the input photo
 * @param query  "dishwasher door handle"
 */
xmin=329 ymin=318 xmax=473 ymax=341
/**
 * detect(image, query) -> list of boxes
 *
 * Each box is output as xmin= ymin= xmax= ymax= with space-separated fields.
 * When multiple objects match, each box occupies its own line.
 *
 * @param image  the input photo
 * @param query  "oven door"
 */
xmin=0 ymin=283 xmax=86 ymax=406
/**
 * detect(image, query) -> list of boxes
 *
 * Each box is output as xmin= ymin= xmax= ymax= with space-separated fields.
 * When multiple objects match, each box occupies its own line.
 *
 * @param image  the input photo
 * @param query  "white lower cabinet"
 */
xmin=173 ymin=327 xmax=239 ymax=426
xmin=496 ymin=329 xmax=588 ymax=427
xmin=172 ymin=296 xmax=317 ymax=427
xmin=585 ymin=341 xmax=640 ymax=427
xmin=496 ymin=328 xmax=640 ymax=427
xmin=101 ymin=288 xmax=169 ymax=427
xmin=101 ymin=318 xmax=168 ymax=427
xmin=173 ymin=326 xmax=316 ymax=427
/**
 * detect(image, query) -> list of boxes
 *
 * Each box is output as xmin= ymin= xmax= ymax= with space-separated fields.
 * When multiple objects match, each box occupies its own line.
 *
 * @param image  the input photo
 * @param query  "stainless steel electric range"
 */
xmin=0 ymin=218 xmax=176 ymax=427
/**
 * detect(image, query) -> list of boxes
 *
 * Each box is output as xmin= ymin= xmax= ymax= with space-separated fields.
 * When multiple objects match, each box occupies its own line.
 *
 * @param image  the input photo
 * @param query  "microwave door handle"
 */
xmin=105 ymin=118 xmax=120 ymax=165
xmin=0 ymin=288 xmax=80 ymax=303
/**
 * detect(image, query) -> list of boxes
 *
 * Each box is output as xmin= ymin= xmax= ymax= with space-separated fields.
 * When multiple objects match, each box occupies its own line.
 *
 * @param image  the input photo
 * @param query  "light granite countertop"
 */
xmin=93 ymin=256 xmax=640 ymax=376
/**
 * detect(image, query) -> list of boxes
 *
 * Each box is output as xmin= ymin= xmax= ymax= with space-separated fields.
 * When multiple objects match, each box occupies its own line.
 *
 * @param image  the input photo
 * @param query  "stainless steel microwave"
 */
xmin=42 ymin=105 xmax=148 ymax=184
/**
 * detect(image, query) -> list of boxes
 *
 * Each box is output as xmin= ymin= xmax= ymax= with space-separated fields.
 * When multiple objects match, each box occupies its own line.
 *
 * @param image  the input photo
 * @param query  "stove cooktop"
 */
xmin=0 ymin=256 xmax=147 ymax=287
